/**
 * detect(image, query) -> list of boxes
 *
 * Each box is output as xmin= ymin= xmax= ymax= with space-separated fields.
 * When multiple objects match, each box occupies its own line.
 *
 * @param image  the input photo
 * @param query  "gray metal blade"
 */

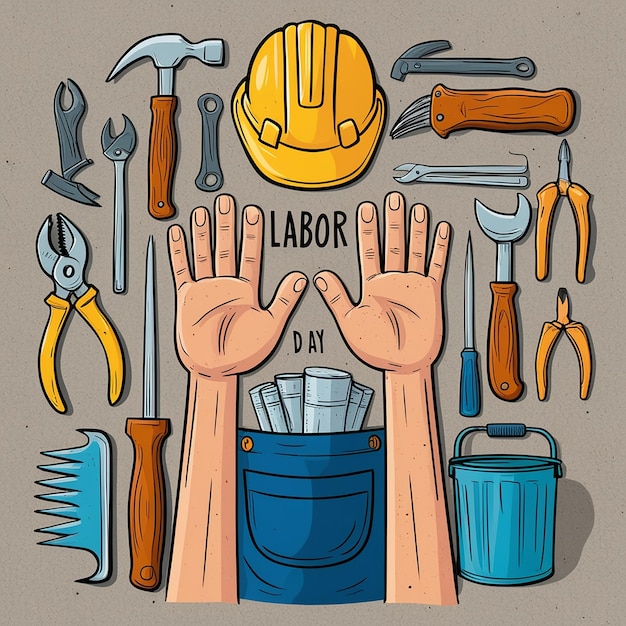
xmin=143 ymin=236 xmax=156 ymax=419
xmin=464 ymin=234 xmax=475 ymax=350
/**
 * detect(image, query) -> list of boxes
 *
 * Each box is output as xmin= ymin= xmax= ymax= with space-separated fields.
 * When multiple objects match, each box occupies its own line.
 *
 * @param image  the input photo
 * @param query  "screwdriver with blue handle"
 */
xmin=460 ymin=233 xmax=481 ymax=417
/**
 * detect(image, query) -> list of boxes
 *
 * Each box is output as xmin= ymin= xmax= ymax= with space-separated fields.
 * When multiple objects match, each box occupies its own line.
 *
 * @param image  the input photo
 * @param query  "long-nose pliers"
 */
xmin=536 ymin=139 xmax=591 ymax=283
xmin=535 ymin=288 xmax=592 ymax=401
xmin=36 ymin=213 xmax=125 ymax=413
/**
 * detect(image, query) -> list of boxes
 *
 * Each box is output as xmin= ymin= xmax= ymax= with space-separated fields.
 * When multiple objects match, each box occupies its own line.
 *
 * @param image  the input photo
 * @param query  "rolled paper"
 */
xmin=249 ymin=383 xmax=273 ymax=432
xmin=344 ymin=384 xmax=364 ymax=433
xmin=303 ymin=367 xmax=352 ymax=433
xmin=346 ymin=382 xmax=374 ymax=431
xmin=275 ymin=373 xmax=303 ymax=433
xmin=260 ymin=383 xmax=290 ymax=433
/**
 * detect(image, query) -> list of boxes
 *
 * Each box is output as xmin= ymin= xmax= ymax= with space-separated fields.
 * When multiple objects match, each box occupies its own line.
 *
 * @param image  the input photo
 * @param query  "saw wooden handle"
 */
xmin=487 ymin=282 xmax=524 ymax=401
xmin=430 ymin=84 xmax=576 ymax=138
xmin=126 ymin=418 xmax=171 ymax=591
xmin=149 ymin=96 xmax=178 ymax=219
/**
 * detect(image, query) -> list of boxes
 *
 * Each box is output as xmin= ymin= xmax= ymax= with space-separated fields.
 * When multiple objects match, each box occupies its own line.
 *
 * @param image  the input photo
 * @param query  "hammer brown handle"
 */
xmin=126 ymin=417 xmax=171 ymax=591
xmin=430 ymin=84 xmax=576 ymax=138
xmin=487 ymin=282 xmax=524 ymax=401
xmin=149 ymin=96 xmax=178 ymax=219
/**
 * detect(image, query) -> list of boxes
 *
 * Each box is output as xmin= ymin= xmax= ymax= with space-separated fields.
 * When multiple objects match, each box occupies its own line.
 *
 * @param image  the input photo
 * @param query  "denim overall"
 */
xmin=237 ymin=428 xmax=385 ymax=604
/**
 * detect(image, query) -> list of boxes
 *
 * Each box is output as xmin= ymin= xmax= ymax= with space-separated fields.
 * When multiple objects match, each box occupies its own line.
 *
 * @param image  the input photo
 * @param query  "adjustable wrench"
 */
xmin=102 ymin=116 xmax=137 ymax=294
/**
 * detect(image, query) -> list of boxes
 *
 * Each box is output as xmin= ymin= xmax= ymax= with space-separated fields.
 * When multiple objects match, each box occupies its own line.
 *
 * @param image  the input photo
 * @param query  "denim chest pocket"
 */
xmin=243 ymin=469 xmax=374 ymax=568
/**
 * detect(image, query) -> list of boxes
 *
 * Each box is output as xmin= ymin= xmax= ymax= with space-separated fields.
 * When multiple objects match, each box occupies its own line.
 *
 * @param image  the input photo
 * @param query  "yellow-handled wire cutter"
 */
xmin=536 ymin=139 xmax=591 ymax=283
xmin=36 ymin=213 xmax=125 ymax=413
xmin=535 ymin=288 xmax=592 ymax=401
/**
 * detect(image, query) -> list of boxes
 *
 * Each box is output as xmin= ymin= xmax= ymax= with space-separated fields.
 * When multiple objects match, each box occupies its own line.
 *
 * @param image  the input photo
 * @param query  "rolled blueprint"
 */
xmin=275 ymin=373 xmax=303 ymax=433
xmin=345 ymin=382 xmax=374 ymax=431
xmin=303 ymin=367 xmax=352 ymax=433
xmin=344 ymin=384 xmax=364 ymax=432
xmin=260 ymin=383 xmax=290 ymax=433
xmin=249 ymin=383 xmax=273 ymax=432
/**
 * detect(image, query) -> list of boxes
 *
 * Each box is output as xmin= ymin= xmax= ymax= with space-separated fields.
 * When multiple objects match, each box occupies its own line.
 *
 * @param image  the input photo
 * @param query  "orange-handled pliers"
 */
xmin=36 ymin=213 xmax=125 ymax=413
xmin=536 ymin=139 xmax=590 ymax=283
xmin=535 ymin=288 xmax=592 ymax=401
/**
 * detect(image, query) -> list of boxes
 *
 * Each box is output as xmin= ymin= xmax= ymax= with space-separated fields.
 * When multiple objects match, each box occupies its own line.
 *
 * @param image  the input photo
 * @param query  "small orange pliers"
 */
xmin=536 ymin=139 xmax=591 ymax=283
xmin=535 ymin=288 xmax=592 ymax=401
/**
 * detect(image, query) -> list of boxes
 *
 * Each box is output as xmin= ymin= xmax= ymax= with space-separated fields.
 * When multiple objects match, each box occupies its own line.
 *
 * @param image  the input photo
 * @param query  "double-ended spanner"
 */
xmin=102 ymin=115 xmax=137 ymax=294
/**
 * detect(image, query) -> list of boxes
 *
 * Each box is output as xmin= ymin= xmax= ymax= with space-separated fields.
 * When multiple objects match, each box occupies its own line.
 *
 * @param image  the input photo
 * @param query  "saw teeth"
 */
xmin=35 ymin=505 xmax=81 ymax=520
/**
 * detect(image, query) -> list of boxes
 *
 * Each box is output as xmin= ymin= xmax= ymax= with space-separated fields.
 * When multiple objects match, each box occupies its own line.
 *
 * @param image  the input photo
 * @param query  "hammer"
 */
xmin=474 ymin=194 xmax=531 ymax=402
xmin=107 ymin=34 xmax=224 ymax=219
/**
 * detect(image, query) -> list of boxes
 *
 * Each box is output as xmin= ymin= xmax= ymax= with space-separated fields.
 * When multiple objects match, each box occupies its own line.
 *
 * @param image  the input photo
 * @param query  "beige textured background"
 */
xmin=1 ymin=0 xmax=624 ymax=623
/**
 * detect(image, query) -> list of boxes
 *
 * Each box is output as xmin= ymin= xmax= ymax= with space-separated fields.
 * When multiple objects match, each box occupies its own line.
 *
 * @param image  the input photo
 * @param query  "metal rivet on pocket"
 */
xmin=368 ymin=435 xmax=381 ymax=451
xmin=241 ymin=436 xmax=254 ymax=452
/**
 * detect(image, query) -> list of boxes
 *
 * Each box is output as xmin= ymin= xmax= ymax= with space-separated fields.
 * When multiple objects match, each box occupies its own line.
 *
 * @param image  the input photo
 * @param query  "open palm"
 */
xmin=315 ymin=194 xmax=449 ymax=373
xmin=169 ymin=196 xmax=306 ymax=379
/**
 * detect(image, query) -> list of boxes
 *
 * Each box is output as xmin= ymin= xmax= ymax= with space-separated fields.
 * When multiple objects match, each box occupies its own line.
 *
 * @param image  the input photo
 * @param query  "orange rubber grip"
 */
xmin=487 ymin=282 xmax=524 ymax=401
xmin=430 ymin=84 xmax=576 ymax=138
xmin=126 ymin=417 xmax=171 ymax=591
xmin=149 ymin=96 xmax=178 ymax=219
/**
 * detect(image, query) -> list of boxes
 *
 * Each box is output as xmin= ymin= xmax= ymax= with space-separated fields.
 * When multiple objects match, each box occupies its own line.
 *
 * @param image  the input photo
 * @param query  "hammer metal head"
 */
xmin=475 ymin=193 xmax=531 ymax=282
xmin=107 ymin=33 xmax=224 ymax=95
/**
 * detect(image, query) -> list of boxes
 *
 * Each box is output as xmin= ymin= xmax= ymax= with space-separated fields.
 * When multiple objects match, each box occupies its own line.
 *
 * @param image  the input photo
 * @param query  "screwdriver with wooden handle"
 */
xmin=126 ymin=236 xmax=170 ymax=590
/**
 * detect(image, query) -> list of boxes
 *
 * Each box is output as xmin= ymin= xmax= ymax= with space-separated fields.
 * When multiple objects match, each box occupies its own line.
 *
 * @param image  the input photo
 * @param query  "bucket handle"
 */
xmin=453 ymin=423 xmax=560 ymax=464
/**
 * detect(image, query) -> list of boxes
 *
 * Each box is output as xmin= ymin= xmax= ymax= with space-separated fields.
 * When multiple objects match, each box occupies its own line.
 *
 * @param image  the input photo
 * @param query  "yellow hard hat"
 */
xmin=232 ymin=21 xmax=386 ymax=190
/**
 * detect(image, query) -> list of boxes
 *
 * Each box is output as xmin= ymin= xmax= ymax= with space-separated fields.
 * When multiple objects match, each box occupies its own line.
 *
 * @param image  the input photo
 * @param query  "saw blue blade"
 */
xmin=35 ymin=429 xmax=111 ymax=584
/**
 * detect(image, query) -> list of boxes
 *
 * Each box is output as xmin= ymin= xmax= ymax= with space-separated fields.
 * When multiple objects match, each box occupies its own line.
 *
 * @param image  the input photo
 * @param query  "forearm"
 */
xmin=384 ymin=368 xmax=457 ymax=605
xmin=166 ymin=373 xmax=238 ymax=603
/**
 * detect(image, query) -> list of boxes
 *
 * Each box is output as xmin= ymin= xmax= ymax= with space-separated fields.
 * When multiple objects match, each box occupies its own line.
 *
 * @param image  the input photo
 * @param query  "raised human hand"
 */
xmin=314 ymin=192 xmax=450 ymax=373
xmin=168 ymin=195 xmax=307 ymax=379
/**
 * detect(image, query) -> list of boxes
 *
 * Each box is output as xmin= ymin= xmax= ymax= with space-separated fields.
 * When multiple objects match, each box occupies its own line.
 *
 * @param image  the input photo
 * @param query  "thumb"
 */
xmin=266 ymin=272 xmax=308 ymax=329
xmin=314 ymin=271 xmax=354 ymax=322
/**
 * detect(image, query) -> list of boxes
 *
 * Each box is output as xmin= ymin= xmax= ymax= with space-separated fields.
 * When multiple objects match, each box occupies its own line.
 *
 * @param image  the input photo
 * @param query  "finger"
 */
xmin=238 ymin=205 xmax=263 ymax=288
xmin=214 ymin=194 xmax=237 ymax=276
xmin=266 ymin=272 xmax=308 ymax=329
xmin=191 ymin=207 xmax=213 ymax=280
xmin=428 ymin=222 xmax=451 ymax=284
xmin=384 ymin=191 xmax=406 ymax=272
xmin=357 ymin=201 xmax=381 ymax=284
xmin=314 ymin=271 xmax=354 ymax=321
xmin=407 ymin=203 xmax=429 ymax=274
xmin=168 ymin=225 xmax=192 ymax=290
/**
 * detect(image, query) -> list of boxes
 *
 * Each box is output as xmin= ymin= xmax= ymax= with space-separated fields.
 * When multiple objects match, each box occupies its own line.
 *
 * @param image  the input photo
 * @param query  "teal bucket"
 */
xmin=449 ymin=423 xmax=562 ymax=586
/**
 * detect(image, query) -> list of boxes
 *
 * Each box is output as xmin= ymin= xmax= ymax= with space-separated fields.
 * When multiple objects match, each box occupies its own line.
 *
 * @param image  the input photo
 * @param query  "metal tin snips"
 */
xmin=36 ymin=213 xmax=125 ymax=413
xmin=393 ymin=155 xmax=529 ymax=187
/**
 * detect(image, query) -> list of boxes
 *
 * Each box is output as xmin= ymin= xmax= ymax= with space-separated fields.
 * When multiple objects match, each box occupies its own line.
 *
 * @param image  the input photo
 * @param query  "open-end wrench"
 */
xmin=195 ymin=93 xmax=224 ymax=192
xmin=102 ymin=115 xmax=137 ymax=294
xmin=475 ymin=194 xmax=531 ymax=402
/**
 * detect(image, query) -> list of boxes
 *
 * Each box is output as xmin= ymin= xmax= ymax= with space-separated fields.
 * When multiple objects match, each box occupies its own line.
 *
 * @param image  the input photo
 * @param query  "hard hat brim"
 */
xmin=232 ymin=79 xmax=386 ymax=190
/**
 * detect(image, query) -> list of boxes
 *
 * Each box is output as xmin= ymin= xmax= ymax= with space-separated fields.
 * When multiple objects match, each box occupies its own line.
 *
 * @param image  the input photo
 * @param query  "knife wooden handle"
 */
xmin=487 ymin=282 xmax=524 ymax=401
xmin=430 ymin=84 xmax=575 ymax=138
xmin=149 ymin=96 xmax=178 ymax=219
xmin=126 ymin=417 xmax=171 ymax=591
